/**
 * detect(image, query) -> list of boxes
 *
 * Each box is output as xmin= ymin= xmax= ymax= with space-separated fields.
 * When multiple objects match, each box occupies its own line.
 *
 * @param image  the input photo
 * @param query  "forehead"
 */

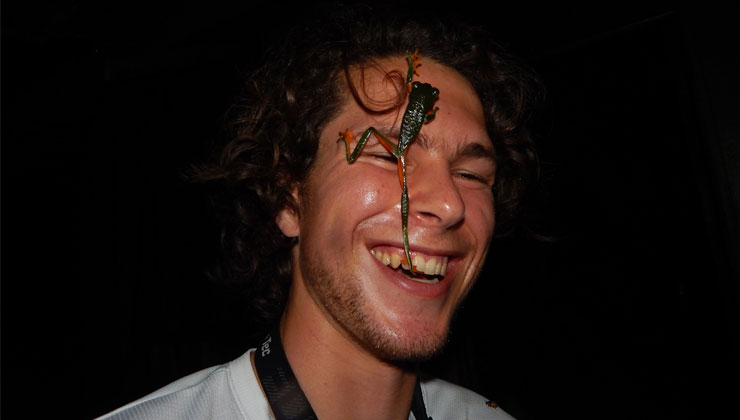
xmin=346 ymin=56 xmax=484 ymax=115
xmin=338 ymin=56 xmax=490 ymax=149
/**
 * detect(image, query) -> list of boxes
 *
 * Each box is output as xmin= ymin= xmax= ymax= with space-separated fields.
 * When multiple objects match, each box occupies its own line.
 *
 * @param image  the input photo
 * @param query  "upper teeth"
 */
xmin=370 ymin=249 xmax=448 ymax=276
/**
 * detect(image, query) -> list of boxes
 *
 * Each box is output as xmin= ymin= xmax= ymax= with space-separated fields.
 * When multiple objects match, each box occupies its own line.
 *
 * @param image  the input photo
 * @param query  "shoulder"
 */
xmin=95 ymin=349 xmax=269 ymax=420
xmin=419 ymin=377 xmax=516 ymax=420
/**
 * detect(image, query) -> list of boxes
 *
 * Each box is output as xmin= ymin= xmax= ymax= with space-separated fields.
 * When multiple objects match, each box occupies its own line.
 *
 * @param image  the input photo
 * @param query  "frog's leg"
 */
xmin=406 ymin=49 xmax=421 ymax=90
xmin=338 ymin=128 xmax=400 ymax=163
xmin=424 ymin=106 xmax=439 ymax=123
xmin=368 ymin=134 xmax=412 ymax=265
xmin=398 ymin=154 xmax=420 ymax=274
xmin=339 ymin=128 xmax=417 ymax=273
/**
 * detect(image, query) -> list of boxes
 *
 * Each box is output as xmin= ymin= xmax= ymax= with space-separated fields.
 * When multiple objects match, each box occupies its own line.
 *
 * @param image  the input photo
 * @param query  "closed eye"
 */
xmin=455 ymin=172 xmax=487 ymax=183
xmin=456 ymin=171 xmax=480 ymax=180
xmin=453 ymin=169 xmax=495 ymax=188
xmin=368 ymin=153 xmax=397 ymax=164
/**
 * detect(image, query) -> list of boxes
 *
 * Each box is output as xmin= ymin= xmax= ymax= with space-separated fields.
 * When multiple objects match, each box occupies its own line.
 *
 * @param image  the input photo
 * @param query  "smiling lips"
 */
xmin=370 ymin=247 xmax=449 ymax=277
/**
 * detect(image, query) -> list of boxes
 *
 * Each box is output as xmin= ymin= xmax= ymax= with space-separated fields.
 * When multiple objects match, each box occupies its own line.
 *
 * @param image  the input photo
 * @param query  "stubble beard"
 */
xmin=300 ymin=246 xmax=450 ymax=364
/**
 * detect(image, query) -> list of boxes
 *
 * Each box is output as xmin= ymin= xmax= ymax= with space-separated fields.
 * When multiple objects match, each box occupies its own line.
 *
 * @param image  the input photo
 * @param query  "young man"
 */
xmin=98 ymin=7 xmax=539 ymax=420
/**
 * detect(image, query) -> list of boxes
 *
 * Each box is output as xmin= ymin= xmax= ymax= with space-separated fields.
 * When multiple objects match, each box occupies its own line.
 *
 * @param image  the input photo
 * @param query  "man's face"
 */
xmin=281 ymin=57 xmax=496 ymax=362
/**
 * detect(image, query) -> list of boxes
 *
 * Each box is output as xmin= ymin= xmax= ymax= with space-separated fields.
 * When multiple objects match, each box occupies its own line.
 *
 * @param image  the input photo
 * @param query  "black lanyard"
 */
xmin=254 ymin=327 xmax=431 ymax=420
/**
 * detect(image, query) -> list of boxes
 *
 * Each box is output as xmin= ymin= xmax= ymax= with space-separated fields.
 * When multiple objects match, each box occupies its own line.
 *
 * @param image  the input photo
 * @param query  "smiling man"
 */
xmin=98 ymin=6 xmax=539 ymax=420
xmin=282 ymin=57 xmax=497 ymax=364
xmin=272 ymin=58 xmax=499 ymax=419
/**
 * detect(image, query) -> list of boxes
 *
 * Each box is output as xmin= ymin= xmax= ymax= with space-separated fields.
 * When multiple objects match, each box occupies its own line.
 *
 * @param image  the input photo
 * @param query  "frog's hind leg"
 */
xmin=338 ymin=127 xmax=399 ymax=163
xmin=398 ymin=154 xmax=420 ymax=274
xmin=400 ymin=187 xmax=415 ymax=273
xmin=396 ymin=159 xmax=404 ymax=188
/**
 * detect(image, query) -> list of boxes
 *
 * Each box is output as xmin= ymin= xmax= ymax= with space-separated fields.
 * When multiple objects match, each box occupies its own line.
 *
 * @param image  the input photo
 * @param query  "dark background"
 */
xmin=2 ymin=1 xmax=738 ymax=419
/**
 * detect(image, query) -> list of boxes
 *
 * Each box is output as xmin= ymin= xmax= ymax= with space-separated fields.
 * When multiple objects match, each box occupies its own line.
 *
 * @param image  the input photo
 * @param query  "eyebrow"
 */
xmin=370 ymin=126 xmax=497 ymax=163
xmin=454 ymin=141 xmax=497 ymax=164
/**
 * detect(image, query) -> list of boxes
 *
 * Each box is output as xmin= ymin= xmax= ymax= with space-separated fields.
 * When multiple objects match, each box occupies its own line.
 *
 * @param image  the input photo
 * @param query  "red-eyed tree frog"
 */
xmin=338 ymin=50 xmax=440 ymax=274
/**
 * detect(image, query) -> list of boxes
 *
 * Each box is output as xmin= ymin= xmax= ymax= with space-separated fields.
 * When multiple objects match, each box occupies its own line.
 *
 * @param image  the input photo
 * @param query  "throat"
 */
xmin=279 ymin=305 xmax=419 ymax=420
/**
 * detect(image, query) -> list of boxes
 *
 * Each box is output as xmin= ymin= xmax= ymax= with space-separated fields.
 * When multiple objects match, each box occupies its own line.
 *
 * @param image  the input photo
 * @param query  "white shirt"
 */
xmin=96 ymin=349 xmax=515 ymax=420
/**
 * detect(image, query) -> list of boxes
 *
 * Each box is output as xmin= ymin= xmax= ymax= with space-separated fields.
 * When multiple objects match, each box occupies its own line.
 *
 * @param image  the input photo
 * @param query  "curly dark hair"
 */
xmin=193 ymin=5 xmax=541 ymax=330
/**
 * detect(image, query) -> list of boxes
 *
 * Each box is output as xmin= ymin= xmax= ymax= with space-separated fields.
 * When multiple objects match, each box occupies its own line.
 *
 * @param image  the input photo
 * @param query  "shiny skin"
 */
xmin=279 ymin=57 xmax=496 ymax=361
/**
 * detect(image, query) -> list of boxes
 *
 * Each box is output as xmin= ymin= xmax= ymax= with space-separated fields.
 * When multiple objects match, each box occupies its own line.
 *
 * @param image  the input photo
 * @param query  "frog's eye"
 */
xmin=412 ymin=81 xmax=421 ymax=89
xmin=432 ymin=88 xmax=439 ymax=96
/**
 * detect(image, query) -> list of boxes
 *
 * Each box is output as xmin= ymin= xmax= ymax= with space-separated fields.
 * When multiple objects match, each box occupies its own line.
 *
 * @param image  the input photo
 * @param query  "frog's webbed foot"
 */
xmin=406 ymin=49 xmax=422 ymax=91
xmin=338 ymin=129 xmax=359 ymax=162
xmin=400 ymin=255 xmax=423 ymax=275
xmin=338 ymin=129 xmax=355 ymax=146
xmin=408 ymin=49 xmax=421 ymax=75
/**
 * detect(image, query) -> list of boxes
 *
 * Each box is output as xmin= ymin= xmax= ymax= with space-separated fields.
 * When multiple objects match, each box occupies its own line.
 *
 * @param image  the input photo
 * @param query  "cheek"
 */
xmin=338 ymin=162 xmax=399 ymax=204
xmin=349 ymin=174 xmax=398 ymax=227
xmin=465 ymin=192 xmax=496 ymax=239
xmin=308 ymin=167 xmax=396 ymax=241
xmin=358 ymin=183 xmax=380 ymax=207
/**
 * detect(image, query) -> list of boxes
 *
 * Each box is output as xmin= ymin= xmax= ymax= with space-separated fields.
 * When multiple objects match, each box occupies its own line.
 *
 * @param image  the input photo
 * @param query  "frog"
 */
xmin=338 ymin=50 xmax=440 ymax=274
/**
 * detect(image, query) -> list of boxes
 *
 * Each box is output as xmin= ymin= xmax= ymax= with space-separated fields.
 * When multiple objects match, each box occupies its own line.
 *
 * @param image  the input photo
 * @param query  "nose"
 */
xmin=407 ymin=161 xmax=466 ymax=229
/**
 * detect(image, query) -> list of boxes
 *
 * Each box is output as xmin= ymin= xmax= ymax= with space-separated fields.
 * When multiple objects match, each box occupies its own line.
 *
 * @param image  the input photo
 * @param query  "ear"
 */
xmin=276 ymin=188 xmax=301 ymax=238
xmin=276 ymin=205 xmax=300 ymax=238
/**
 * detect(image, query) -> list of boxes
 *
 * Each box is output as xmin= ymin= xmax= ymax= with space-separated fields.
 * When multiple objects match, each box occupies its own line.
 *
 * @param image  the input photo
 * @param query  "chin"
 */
xmin=346 ymin=310 xmax=453 ymax=364
xmin=371 ymin=328 xmax=450 ymax=365
xmin=300 ymin=246 xmax=454 ymax=364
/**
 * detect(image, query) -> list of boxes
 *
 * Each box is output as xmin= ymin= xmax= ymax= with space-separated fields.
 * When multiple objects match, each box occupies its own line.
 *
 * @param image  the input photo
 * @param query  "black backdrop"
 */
xmin=2 ymin=2 xmax=739 ymax=419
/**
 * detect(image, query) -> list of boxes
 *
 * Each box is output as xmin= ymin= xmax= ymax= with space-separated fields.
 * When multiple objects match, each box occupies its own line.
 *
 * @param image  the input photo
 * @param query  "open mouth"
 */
xmin=370 ymin=247 xmax=448 ymax=284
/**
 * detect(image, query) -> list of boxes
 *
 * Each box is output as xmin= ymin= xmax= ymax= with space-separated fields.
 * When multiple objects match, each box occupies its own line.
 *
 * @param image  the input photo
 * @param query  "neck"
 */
xmin=279 ymin=276 xmax=417 ymax=420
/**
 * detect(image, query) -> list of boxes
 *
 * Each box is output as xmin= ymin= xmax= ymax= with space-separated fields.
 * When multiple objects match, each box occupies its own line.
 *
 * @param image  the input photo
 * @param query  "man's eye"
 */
xmin=369 ymin=154 xmax=396 ymax=164
xmin=455 ymin=171 xmax=492 ymax=186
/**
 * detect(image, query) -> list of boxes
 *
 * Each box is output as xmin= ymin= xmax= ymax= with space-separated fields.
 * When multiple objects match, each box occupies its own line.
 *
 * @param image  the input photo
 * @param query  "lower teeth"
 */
xmin=396 ymin=267 xmax=441 ymax=284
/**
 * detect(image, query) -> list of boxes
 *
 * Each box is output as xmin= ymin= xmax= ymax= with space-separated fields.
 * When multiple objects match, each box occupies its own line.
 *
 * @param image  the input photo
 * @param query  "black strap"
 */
xmin=411 ymin=379 xmax=432 ymax=420
xmin=254 ymin=327 xmax=317 ymax=420
xmin=254 ymin=327 xmax=432 ymax=420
